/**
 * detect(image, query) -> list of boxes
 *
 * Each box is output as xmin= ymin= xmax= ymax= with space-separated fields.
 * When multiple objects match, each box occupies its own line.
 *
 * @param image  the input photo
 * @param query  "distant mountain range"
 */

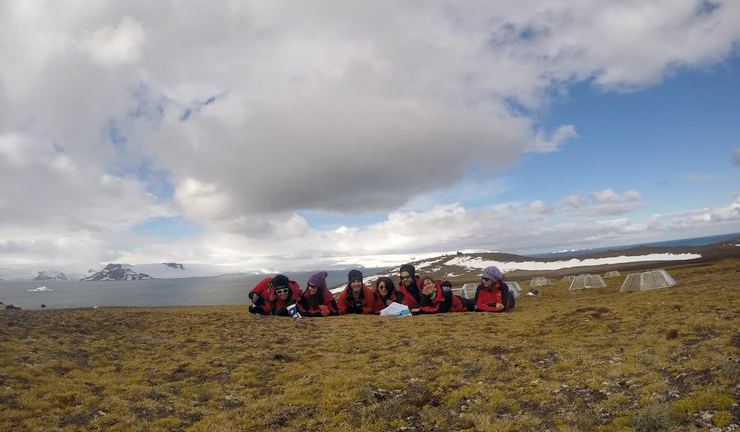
xmin=1 ymin=235 xmax=738 ymax=282
xmin=0 ymin=263 xmax=244 ymax=281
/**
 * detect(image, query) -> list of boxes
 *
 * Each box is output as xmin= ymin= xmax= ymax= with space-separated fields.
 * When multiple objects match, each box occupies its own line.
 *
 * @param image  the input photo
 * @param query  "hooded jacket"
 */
xmin=414 ymin=281 xmax=469 ymax=314
xmin=337 ymin=284 xmax=374 ymax=314
xmin=298 ymin=286 xmax=338 ymax=317
xmin=248 ymin=277 xmax=301 ymax=315
xmin=397 ymin=276 xmax=422 ymax=309
xmin=268 ymin=283 xmax=304 ymax=316
xmin=372 ymin=287 xmax=405 ymax=314
xmin=473 ymin=281 xmax=505 ymax=312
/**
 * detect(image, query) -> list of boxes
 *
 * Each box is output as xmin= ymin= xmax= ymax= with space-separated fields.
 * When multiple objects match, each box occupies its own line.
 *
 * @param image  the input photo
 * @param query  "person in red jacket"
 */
xmin=412 ymin=277 xmax=470 ymax=314
xmin=268 ymin=276 xmax=303 ymax=316
xmin=397 ymin=263 xmax=421 ymax=309
xmin=474 ymin=266 xmax=514 ymax=312
xmin=337 ymin=269 xmax=374 ymax=314
xmin=247 ymin=274 xmax=300 ymax=315
xmin=372 ymin=277 xmax=405 ymax=314
xmin=298 ymin=271 xmax=338 ymax=317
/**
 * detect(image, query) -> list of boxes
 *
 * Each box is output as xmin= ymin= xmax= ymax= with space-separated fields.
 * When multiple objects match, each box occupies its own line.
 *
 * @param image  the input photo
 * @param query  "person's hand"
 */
xmin=495 ymin=303 xmax=505 ymax=311
xmin=411 ymin=308 xmax=420 ymax=313
xmin=319 ymin=305 xmax=329 ymax=317
xmin=385 ymin=299 xmax=393 ymax=306
xmin=251 ymin=293 xmax=262 ymax=305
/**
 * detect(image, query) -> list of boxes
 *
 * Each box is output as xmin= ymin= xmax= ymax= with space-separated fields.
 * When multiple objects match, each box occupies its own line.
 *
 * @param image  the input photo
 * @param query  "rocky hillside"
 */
xmin=81 ymin=264 xmax=153 ymax=281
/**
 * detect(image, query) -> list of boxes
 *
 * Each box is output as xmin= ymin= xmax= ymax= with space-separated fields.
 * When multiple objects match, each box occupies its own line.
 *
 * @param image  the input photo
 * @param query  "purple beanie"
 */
xmin=308 ymin=271 xmax=328 ymax=291
xmin=481 ymin=266 xmax=504 ymax=282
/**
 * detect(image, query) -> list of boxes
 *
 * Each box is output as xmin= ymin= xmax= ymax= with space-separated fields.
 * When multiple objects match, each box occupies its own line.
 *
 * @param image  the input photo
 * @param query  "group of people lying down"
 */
xmin=247 ymin=263 xmax=515 ymax=317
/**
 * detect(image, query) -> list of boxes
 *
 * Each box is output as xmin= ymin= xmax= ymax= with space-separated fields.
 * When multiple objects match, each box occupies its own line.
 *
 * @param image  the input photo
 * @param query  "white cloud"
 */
xmin=563 ymin=188 xmax=642 ymax=215
xmin=106 ymin=197 xmax=740 ymax=270
xmin=78 ymin=16 xmax=146 ymax=67
xmin=1 ymin=1 xmax=740 ymax=269
xmin=529 ymin=200 xmax=554 ymax=215
xmin=526 ymin=125 xmax=578 ymax=153
xmin=683 ymin=172 xmax=712 ymax=182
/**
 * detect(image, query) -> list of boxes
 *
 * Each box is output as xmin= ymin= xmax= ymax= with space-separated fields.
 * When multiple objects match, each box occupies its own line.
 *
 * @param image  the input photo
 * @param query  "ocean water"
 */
xmin=0 ymin=269 xmax=383 ymax=310
xmin=529 ymin=232 xmax=739 ymax=259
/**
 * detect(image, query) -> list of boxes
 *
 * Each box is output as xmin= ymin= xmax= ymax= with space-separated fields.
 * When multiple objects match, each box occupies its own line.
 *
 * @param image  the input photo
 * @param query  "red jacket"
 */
xmin=298 ymin=287 xmax=338 ymax=317
xmin=248 ymin=277 xmax=301 ymax=315
xmin=397 ymin=276 xmax=422 ymax=309
xmin=268 ymin=282 xmax=303 ymax=316
xmin=372 ymin=289 xmax=405 ymax=314
xmin=474 ymin=282 xmax=504 ymax=312
xmin=337 ymin=285 xmax=374 ymax=315
xmin=417 ymin=281 xmax=467 ymax=313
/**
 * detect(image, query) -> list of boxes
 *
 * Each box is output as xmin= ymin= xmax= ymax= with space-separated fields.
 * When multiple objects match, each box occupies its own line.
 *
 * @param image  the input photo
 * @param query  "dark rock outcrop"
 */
xmin=81 ymin=264 xmax=153 ymax=281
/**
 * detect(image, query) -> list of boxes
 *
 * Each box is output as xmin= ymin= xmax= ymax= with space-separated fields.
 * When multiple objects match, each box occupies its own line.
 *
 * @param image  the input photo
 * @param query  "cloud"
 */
xmin=1 ymin=1 xmax=740 ymax=268
xmin=529 ymin=200 xmax=554 ymax=215
xmin=111 ymin=197 xmax=740 ymax=270
xmin=563 ymin=189 xmax=642 ymax=215
xmin=683 ymin=172 xmax=712 ymax=182
xmin=526 ymin=125 xmax=578 ymax=153
xmin=734 ymin=148 xmax=740 ymax=165
xmin=78 ymin=17 xmax=146 ymax=67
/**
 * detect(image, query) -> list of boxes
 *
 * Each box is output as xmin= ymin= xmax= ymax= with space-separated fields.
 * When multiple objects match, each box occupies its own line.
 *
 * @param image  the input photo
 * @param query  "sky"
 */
xmin=1 ymin=0 xmax=739 ymax=272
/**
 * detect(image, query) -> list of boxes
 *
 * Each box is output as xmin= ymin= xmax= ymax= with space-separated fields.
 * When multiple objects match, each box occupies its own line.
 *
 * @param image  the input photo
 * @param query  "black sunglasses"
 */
xmin=400 ymin=275 xmax=412 ymax=280
xmin=274 ymin=288 xmax=289 ymax=294
xmin=481 ymin=277 xmax=491 ymax=281
xmin=307 ymin=283 xmax=318 ymax=289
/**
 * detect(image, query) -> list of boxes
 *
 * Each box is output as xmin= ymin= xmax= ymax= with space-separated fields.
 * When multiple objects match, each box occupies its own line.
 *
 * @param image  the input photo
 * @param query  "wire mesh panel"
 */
xmin=506 ymin=281 xmax=521 ymax=298
xmin=458 ymin=283 xmax=478 ymax=299
xmin=569 ymin=274 xmax=607 ymax=290
xmin=529 ymin=277 xmax=550 ymax=288
xmin=620 ymin=270 xmax=677 ymax=292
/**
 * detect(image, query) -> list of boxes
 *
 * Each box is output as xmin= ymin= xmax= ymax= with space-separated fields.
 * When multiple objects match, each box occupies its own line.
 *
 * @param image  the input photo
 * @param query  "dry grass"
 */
xmin=1 ymin=259 xmax=738 ymax=431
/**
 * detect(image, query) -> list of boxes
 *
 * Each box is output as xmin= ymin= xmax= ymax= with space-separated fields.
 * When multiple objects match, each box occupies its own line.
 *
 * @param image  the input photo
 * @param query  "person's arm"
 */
xmin=327 ymin=299 xmax=338 ymax=315
xmin=249 ymin=279 xmax=270 ymax=305
xmin=416 ymin=298 xmax=442 ymax=314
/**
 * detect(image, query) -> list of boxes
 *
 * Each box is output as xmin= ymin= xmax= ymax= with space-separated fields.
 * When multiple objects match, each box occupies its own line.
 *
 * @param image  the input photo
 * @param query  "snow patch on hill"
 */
xmin=444 ymin=253 xmax=702 ymax=272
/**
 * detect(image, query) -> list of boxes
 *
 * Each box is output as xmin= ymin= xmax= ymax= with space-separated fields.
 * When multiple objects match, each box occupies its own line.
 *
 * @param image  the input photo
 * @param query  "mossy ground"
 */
xmin=1 ymin=259 xmax=738 ymax=431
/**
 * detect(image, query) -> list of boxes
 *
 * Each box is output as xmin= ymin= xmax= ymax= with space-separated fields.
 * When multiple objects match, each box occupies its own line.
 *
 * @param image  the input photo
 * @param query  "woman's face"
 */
xmin=275 ymin=287 xmax=290 ymax=300
xmin=351 ymin=280 xmax=363 ymax=290
xmin=377 ymin=281 xmax=388 ymax=296
xmin=307 ymin=283 xmax=318 ymax=295
xmin=482 ymin=277 xmax=494 ymax=288
xmin=422 ymin=279 xmax=436 ymax=295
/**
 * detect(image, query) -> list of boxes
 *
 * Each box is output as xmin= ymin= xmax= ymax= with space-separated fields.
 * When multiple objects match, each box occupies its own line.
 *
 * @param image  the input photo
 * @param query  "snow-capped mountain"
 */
xmin=81 ymin=264 xmax=153 ymax=281
xmin=1 ymin=268 xmax=77 ymax=281
xmin=33 ymin=271 xmax=69 ymax=281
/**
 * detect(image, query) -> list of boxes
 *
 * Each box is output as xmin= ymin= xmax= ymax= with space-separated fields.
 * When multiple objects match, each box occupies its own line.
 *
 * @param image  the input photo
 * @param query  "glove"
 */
xmin=250 ymin=293 xmax=263 ymax=306
xmin=319 ymin=305 xmax=330 ymax=317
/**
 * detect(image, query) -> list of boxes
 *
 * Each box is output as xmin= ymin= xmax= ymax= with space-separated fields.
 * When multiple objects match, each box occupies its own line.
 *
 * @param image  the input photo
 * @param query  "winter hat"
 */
xmin=308 ymin=271 xmax=328 ymax=290
xmin=348 ymin=269 xmax=363 ymax=283
xmin=271 ymin=274 xmax=290 ymax=289
xmin=399 ymin=263 xmax=416 ymax=278
xmin=481 ymin=266 xmax=504 ymax=282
